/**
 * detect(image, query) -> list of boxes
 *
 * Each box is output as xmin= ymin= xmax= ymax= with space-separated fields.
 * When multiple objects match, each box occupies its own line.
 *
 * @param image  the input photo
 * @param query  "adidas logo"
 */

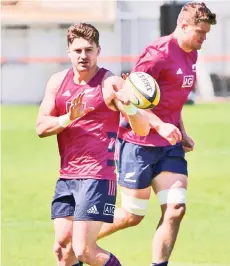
xmin=62 ymin=90 xmax=71 ymax=97
xmin=176 ymin=68 xmax=183 ymax=75
xmin=87 ymin=205 xmax=99 ymax=214
xmin=192 ymin=64 xmax=196 ymax=72
xmin=84 ymin=88 xmax=94 ymax=94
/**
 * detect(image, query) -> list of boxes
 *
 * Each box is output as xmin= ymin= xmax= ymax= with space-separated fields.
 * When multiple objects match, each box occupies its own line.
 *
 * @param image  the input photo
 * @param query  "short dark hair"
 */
xmin=67 ymin=23 xmax=99 ymax=46
xmin=179 ymin=2 xmax=217 ymax=25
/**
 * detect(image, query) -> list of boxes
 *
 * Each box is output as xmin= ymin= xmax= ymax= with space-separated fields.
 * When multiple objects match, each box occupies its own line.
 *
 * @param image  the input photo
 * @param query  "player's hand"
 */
xmin=155 ymin=122 xmax=182 ymax=145
xmin=112 ymin=84 xmax=131 ymax=105
xmin=69 ymin=93 xmax=94 ymax=120
xmin=121 ymin=73 xmax=130 ymax=80
xmin=181 ymin=134 xmax=194 ymax=153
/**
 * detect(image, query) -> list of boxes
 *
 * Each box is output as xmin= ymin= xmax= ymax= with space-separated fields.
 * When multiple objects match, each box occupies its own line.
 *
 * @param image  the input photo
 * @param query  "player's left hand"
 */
xmin=69 ymin=93 xmax=94 ymax=120
xmin=181 ymin=134 xmax=194 ymax=153
xmin=112 ymin=84 xmax=131 ymax=105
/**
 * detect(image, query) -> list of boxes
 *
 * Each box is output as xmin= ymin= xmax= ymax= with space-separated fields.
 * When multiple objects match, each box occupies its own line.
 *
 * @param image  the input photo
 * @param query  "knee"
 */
xmin=53 ymin=236 xmax=72 ymax=261
xmin=53 ymin=242 xmax=62 ymax=260
xmin=165 ymin=204 xmax=186 ymax=224
xmin=122 ymin=211 xmax=144 ymax=227
xmin=74 ymin=245 xmax=90 ymax=263
xmin=120 ymin=192 xmax=148 ymax=227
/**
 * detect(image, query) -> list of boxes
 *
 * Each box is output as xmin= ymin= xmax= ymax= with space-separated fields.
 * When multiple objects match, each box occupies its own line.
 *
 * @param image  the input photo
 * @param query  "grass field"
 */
xmin=2 ymin=103 xmax=230 ymax=266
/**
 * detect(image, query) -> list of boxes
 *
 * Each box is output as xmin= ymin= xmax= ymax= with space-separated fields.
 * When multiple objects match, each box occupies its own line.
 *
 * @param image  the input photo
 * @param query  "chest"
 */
xmin=154 ymin=54 xmax=197 ymax=112
xmin=160 ymin=54 xmax=197 ymax=90
xmin=55 ymin=83 xmax=104 ymax=115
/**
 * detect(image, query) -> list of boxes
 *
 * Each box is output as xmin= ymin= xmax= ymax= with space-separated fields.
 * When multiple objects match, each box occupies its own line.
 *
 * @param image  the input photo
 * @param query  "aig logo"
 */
xmin=182 ymin=75 xmax=194 ymax=88
xmin=103 ymin=203 xmax=115 ymax=216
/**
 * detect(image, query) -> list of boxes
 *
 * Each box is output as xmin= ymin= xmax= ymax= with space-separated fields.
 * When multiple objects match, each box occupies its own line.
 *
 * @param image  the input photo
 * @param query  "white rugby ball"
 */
xmin=124 ymin=72 xmax=160 ymax=109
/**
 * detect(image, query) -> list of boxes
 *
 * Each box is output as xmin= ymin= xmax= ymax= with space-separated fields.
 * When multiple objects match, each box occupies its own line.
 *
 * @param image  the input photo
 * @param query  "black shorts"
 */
xmin=117 ymin=139 xmax=187 ymax=189
xmin=51 ymin=178 xmax=117 ymax=223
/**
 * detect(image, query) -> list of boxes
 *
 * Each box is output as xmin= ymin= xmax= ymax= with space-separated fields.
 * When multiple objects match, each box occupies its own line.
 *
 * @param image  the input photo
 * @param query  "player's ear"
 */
xmin=67 ymin=47 xmax=70 ymax=57
xmin=67 ymin=43 xmax=72 ymax=57
xmin=181 ymin=20 xmax=189 ymax=33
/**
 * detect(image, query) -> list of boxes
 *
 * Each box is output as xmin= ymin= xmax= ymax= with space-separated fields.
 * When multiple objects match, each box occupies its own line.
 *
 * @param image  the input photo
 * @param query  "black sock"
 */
xmin=152 ymin=262 xmax=168 ymax=266
xmin=72 ymin=262 xmax=83 ymax=266
xmin=104 ymin=253 xmax=121 ymax=266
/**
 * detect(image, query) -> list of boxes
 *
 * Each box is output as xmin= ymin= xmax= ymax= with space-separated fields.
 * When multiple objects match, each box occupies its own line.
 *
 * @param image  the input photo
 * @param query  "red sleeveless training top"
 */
xmin=55 ymin=68 xmax=120 ymax=180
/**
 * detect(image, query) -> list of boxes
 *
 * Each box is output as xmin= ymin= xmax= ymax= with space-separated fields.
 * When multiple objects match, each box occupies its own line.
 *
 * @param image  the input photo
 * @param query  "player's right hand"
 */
xmin=155 ymin=122 xmax=182 ymax=145
xmin=112 ymin=84 xmax=131 ymax=105
xmin=121 ymin=73 xmax=130 ymax=80
xmin=69 ymin=93 xmax=94 ymax=120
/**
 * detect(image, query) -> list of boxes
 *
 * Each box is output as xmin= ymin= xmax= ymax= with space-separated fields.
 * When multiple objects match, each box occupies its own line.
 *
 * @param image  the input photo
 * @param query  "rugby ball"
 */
xmin=124 ymin=72 xmax=160 ymax=109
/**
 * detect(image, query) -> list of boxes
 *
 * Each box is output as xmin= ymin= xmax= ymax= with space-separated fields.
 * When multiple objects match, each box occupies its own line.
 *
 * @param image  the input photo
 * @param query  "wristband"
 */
xmin=123 ymin=103 xmax=138 ymax=116
xmin=58 ymin=113 xmax=72 ymax=128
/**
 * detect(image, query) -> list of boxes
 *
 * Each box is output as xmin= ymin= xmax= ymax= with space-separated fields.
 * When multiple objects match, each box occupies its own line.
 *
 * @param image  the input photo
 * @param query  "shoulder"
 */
xmin=134 ymin=38 xmax=169 ymax=72
xmin=149 ymin=35 xmax=176 ymax=57
xmin=102 ymin=69 xmax=114 ymax=80
xmin=48 ymin=69 xmax=69 ymax=87
xmin=137 ymin=36 xmax=174 ymax=63
xmin=102 ymin=71 xmax=124 ymax=89
xmin=151 ymin=34 xmax=172 ymax=46
xmin=46 ymin=68 xmax=70 ymax=95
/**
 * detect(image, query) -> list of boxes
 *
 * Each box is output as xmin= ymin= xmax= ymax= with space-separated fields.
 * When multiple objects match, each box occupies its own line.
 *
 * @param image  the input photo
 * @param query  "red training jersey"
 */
xmin=118 ymin=34 xmax=197 ymax=146
xmin=55 ymin=68 xmax=120 ymax=180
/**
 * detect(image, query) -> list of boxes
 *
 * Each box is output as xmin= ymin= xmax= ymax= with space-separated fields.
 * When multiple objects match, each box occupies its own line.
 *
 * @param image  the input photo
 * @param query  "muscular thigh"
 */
xmin=53 ymin=216 xmax=74 ymax=243
xmin=120 ymin=186 xmax=151 ymax=200
xmin=151 ymin=144 xmax=188 ymax=207
xmin=51 ymin=178 xmax=75 ymax=219
xmin=152 ymin=143 xmax=188 ymax=193
xmin=152 ymin=172 xmax=188 ymax=194
xmin=151 ymin=171 xmax=187 ymax=209
xmin=73 ymin=220 xmax=103 ymax=249
xmin=117 ymin=139 xmax=161 ymax=190
xmin=119 ymin=186 xmax=151 ymax=217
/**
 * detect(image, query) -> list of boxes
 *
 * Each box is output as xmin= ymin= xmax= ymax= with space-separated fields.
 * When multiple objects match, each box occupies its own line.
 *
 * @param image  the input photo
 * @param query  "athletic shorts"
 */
xmin=117 ymin=139 xmax=187 ymax=189
xmin=51 ymin=178 xmax=116 ymax=223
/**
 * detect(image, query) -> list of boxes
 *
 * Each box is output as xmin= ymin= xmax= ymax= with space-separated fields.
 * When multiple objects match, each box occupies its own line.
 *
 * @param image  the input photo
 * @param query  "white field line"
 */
xmin=170 ymin=262 xmax=230 ymax=266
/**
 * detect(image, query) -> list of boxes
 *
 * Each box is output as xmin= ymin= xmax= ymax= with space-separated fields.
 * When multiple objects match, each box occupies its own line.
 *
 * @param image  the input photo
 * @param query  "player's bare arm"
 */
xmin=144 ymin=110 xmax=182 ymax=145
xmin=36 ymin=70 xmax=94 ymax=138
xmin=120 ymin=72 xmax=182 ymax=144
xmin=178 ymin=114 xmax=194 ymax=152
xmin=102 ymin=73 xmax=150 ymax=136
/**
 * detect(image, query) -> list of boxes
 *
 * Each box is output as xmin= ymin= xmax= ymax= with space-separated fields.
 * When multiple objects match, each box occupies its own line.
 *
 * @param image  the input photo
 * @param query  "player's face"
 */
xmin=68 ymin=37 xmax=100 ymax=72
xmin=184 ymin=21 xmax=211 ymax=50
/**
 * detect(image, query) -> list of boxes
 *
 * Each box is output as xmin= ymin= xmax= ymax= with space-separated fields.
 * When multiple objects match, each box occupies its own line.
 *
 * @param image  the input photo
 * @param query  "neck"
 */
xmin=73 ymin=65 xmax=99 ymax=85
xmin=173 ymin=28 xmax=193 ymax=53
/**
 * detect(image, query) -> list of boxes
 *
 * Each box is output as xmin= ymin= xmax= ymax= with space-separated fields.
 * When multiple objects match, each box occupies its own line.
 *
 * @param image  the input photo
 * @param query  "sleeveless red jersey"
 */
xmin=118 ymin=34 xmax=197 ymax=147
xmin=55 ymin=68 xmax=119 ymax=180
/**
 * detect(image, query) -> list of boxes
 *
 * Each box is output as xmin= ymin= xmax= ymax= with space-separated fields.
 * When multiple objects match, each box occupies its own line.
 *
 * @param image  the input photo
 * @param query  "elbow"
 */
xmin=36 ymin=126 xmax=47 ymax=138
xmin=138 ymin=130 xmax=150 ymax=137
xmin=37 ymin=133 xmax=46 ymax=138
xmin=37 ymin=131 xmax=46 ymax=138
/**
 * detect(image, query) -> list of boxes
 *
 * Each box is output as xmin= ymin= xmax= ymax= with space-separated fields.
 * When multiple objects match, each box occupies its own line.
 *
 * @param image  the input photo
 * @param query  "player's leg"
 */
xmin=71 ymin=179 xmax=121 ymax=266
xmin=151 ymin=144 xmax=188 ymax=266
xmin=73 ymin=220 xmax=121 ymax=265
xmin=53 ymin=217 xmax=78 ymax=266
xmin=98 ymin=185 xmax=151 ymax=239
xmin=51 ymin=179 xmax=80 ymax=266
xmin=98 ymin=139 xmax=155 ymax=239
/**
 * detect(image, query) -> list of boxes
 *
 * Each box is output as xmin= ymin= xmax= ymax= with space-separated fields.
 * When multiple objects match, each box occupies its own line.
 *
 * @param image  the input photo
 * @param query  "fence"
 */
xmin=1 ymin=4 xmax=230 ymax=104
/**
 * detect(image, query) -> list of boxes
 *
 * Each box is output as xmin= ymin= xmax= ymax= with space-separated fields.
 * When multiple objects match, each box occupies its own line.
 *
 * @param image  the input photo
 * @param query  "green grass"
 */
xmin=2 ymin=103 xmax=230 ymax=266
